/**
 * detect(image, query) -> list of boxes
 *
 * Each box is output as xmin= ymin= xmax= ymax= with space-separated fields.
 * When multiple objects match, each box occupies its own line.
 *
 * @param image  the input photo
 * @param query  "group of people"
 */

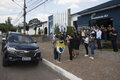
xmin=52 ymin=25 xmax=118 ymax=62
xmin=66 ymin=27 xmax=96 ymax=60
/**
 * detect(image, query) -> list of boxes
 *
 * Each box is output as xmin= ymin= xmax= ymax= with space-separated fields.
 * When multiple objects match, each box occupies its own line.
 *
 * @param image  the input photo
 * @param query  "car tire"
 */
xmin=34 ymin=60 xmax=39 ymax=65
xmin=2 ymin=54 xmax=9 ymax=67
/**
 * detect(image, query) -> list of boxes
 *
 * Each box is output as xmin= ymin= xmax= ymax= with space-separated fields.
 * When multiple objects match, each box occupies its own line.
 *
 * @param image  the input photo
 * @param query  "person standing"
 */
xmin=96 ymin=27 xmax=102 ymax=49
xmin=66 ymin=35 xmax=74 ymax=61
xmin=53 ymin=33 xmax=56 ymax=41
xmin=81 ymin=29 xmax=85 ymax=44
xmin=89 ymin=34 xmax=95 ymax=59
xmin=53 ymin=35 xmax=60 ymax=62
xmin=83 ymin=34 xmax=90 ymax=56
xmin=74 ymin=33 xmax=80 ymax=56
xmin=103 ymin=28 xmax=107 ymax=42
xmin=109 ymin=27 xmax=118 ymax=52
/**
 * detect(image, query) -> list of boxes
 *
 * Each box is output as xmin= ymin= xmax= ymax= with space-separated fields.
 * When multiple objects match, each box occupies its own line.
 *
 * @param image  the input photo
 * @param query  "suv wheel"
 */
xmin=34 ymin=60 xmax=39 ymax=65
xmin=2 ymin=54 xmax=9 ymax=67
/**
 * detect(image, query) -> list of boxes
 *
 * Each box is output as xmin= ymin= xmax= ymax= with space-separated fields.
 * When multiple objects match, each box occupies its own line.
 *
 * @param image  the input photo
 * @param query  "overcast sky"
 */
xmin=0 ymin=0 xmax=110 ymax=25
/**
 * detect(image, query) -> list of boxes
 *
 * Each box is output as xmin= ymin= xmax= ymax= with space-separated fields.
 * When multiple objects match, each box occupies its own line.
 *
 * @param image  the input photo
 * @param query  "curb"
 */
xmin=42 ymin=58 xmax=83 ymax=80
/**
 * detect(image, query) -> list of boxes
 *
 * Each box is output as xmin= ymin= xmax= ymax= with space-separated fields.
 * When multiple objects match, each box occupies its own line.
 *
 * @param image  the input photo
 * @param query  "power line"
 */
xmin=27 ymin=0 xmax=48 ymax=13
xmin=27 ymin=0 xmax=43 ymax=10
xmin=13 ymin=11 xmax=23 ymax=24
xmin=13 ymin=15 xmax=23 ymax=24
xmin=27 ymin=0 xmax=42 ymax=7
xmin=27 ymin=0 xmax=33 ymax=3
xmin=12 ymin=0 xmax=23 ymax=8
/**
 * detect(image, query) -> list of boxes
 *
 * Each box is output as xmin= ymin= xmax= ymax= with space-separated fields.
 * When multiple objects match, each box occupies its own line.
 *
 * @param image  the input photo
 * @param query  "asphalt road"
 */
xmin=0 ymin=36 xmax=68 ymax=80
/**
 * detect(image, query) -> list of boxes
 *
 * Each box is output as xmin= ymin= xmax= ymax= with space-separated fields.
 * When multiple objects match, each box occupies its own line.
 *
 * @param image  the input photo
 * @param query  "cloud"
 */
xmin=0 ymin=15 xmax=18 ymax=23
xmin=69 ymin=4 xmax=79 ymax=9
xmin=0 ymin=7 xmax=7 ymax=12
xmin=34 ymin=13 xmax=49 ymax=22
xmin=0 ymin=0 xmax=23 ymax=13
xmin=54 ymin=0 xmax=98 ymax=5
xmin=0 ymin=0 xmax=23 ymax=24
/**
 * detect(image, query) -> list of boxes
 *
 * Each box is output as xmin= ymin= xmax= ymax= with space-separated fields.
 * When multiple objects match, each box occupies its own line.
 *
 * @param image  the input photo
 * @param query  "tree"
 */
xmin=28 ymin=18 xmax=40 ymax=25
xmin=28 ymin=18 xmax=41 ymax=35
xmin=0 ymin=23 xmax=8 ymax=32
xmin=5 ymin=17 xmax=13 ymax=29
xmin=0 ymin=17 xmax=17 ymax=32
xmin=66 ymin=26 xmax=73 ymax=35
xmin=54 ymin=25 xmax=60 ymax=35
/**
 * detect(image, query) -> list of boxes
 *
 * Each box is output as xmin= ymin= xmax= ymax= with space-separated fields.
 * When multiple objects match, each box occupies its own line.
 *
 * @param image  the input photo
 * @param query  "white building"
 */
xmin=21 ymin=21 xmax=48 ymax=35
xmin=48 ymin=9 xmax=71 ymax=35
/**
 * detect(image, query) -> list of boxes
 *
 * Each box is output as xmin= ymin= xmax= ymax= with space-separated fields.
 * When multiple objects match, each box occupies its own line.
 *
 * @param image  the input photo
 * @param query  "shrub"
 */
xmin=54 ymin=25 xmax=60 ymax=35
xmin=66 ymin=26 xmax=73 ymax=35
xmin=30 ymin=34 xmax=41 ymax=37
xmin=102 ymin=41 xmax=120 ymax=49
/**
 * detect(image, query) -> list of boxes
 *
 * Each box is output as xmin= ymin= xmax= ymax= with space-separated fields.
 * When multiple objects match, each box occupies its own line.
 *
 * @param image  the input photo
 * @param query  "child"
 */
xmin=83 ymin=34 xmax=90 ymax=56
xmin=89 ymin=34 xmax=95 ymax=59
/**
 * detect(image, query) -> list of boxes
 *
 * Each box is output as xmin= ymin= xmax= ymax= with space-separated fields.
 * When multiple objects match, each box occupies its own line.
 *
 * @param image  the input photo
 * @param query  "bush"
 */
xmin=30 ymin=34 xmax=41 ymax=37
xmin=66 ymin=26 xmax=73 ymax=35
xmin=102 ymin=41 xmax=120 ymax=49
xmin=54 ymin=25 xmax=60 ymax=35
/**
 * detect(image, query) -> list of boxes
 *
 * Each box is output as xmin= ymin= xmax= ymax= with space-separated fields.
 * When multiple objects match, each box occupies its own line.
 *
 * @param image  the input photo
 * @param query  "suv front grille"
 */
xmin=15 ymin=50 xmax=36 ymax=57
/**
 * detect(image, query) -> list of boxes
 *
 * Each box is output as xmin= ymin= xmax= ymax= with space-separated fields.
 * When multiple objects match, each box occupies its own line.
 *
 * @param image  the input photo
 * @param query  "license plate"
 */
xmin=22 ymin=57 xmax=31 ymax=61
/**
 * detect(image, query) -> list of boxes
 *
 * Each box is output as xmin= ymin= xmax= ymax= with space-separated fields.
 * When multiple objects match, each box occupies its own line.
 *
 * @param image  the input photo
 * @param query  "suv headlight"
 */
xmin=35 ymin=48 xmax=40 ymax=53
xmin=7 ymin=47 xmax=16 ymax=53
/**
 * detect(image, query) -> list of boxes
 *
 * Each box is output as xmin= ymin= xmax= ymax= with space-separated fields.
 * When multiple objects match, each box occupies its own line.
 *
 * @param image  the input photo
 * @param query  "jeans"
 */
xmin=68 ymin=46 xmax=73 ymax=60
xmin=104 ymin=35 xmax=107 ymax=42
xmin=84 ymin=43 xmax=89 ymax=55
xmin=91 ymin=43 xmax=95 ymax=56
xmin=111 ymin=40 xmax=118 ymax=52
xmin=54 ymin=48 xmax=58 ymax=60
xmin=97 ymin=39 xmax=102 ymax=49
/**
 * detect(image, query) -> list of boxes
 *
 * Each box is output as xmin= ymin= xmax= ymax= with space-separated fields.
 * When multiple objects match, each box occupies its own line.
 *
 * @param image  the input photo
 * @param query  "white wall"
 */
xmin=52 ymin=10 xmax=69 ymax=33
xmin=21 ymin=22 xmax=48 ymax=35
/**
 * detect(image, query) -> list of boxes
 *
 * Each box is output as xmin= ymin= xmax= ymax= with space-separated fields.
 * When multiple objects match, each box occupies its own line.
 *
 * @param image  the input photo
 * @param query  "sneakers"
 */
xmin=84 ymin=54 xmax=88 ymax=57
xmin=56 ymin=61 xmax=61 ymax=63
xmin=55 ymin=60 xmax=61 ymax=63
xmin=68 ymin=60 xmax=72 ymax=61
xmin=89 ymin=57 xmax=94 ymax=59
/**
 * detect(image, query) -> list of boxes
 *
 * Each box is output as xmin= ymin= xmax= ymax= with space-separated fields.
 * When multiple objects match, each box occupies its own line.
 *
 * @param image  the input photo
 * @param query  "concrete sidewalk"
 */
xmin=38 ymin=41 xmax=120 ymax=80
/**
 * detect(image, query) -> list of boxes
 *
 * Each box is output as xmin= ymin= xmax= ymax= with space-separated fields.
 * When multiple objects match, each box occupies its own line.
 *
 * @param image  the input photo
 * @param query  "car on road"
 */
xmin=2 ymin=32 xmax=18 ymax=50
xmin=2 ymin=33 xmax=6 ymax=40
xmin=2 ymin=32 xmax=42 ymax=66
xmin=2 ymin=33 xmax=7 ymax=50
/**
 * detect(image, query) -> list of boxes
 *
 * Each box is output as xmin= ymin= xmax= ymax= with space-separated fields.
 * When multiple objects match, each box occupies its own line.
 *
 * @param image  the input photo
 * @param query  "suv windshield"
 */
xmin=8 ymin=34 xmax=34 ymax=43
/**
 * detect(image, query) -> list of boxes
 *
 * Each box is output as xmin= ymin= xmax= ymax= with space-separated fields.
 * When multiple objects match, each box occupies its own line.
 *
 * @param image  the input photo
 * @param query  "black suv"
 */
xmin=2 ymin=33 xmax=41 ymax=66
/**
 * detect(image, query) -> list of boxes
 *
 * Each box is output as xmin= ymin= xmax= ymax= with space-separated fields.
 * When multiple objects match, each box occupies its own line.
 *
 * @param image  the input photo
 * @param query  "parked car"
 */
xmin=2 ymin=33 xmax=7 ymax=51
xmin=2 ymin=32 xmax=42 ymax=66
xmin=2 ymin=33 xmax=6 ymax=40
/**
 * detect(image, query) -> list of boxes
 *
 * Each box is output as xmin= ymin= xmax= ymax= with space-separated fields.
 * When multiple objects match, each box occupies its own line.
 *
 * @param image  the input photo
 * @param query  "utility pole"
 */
xmin=24 ymin=0 xmax=26 ymax=34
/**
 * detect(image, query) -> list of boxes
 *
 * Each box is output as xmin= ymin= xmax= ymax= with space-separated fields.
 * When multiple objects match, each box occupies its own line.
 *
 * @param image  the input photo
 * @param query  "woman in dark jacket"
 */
xmin=74 ymin=33 xmax=80 ymax=56
xmin=66 ymin=34 xmax=74 ymax=60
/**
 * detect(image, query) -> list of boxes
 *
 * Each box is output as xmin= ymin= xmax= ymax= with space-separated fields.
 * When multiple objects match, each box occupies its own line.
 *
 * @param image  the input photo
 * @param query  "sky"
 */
xmin=0 ymin=0 xmax=110 ymax=26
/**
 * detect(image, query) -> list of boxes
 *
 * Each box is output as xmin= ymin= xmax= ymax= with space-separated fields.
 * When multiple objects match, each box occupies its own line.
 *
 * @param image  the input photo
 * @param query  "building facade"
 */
xmin=48 ymin=9 xmax=71 ymax=35
xmin=72 ymin=0 xmax=120 ymax=41
xmin=21 ymin=21 xmax=48 ymax=35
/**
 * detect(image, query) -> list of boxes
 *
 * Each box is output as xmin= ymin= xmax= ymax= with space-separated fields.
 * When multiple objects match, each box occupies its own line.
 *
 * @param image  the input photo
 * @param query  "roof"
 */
xmin=8 ymin=32 xmax=21 ymax=35
xmin=29 ymin=21 xmax=47 ymax=28
xmin=72 ymin=0 xmax=120 ymax=16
